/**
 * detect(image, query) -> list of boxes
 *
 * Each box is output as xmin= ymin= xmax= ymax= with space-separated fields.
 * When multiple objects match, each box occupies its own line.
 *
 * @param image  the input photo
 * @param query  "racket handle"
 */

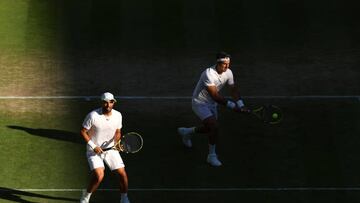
xmin=102 ymin=147 xmax=112 ymax=151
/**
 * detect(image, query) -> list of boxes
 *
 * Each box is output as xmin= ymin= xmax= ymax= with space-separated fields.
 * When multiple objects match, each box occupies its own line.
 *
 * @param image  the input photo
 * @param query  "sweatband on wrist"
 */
xmin=87 ymin=140 xmax=97 ymax=149
xmin=236 ymin=99 xmax=245 ymax=108
xmin=226 ymin=101 xmax=236 ymax=109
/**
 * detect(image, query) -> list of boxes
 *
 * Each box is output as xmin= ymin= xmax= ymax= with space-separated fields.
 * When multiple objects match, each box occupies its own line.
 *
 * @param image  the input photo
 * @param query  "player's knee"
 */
xmin=203 ymin=118 xmax=218 ymax=132
xmin=115 ymin=168 xmax=127 ymax=178
xmin=204 ymin=123 xmax=218 ymax=133
xmin=93 ymin=170 xmax=104 ymax=183
xmin=206 ymin=120 xmax=218 ymax=131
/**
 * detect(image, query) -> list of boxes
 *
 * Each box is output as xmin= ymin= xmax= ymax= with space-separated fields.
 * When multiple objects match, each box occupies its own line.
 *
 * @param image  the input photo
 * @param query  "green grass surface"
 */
xmin=0 ymin=100 xmax=87 ymax=190
xmin=0 ymin=99 xmax=359 ymax=202
xmin=0 ymin=0 xmax=28 ymax=50
xmin=0 ymin=0 xmax=359 ymax=202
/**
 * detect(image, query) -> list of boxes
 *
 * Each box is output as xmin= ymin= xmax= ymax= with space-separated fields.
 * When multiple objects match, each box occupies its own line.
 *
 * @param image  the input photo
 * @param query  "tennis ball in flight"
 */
xmin=272 ymin=113 xmax=278 ymax=119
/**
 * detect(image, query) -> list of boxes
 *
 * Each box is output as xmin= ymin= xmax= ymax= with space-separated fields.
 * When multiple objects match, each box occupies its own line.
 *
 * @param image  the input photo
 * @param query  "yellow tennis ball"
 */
xmin=272 ymin=113 xmax=278 ymax=119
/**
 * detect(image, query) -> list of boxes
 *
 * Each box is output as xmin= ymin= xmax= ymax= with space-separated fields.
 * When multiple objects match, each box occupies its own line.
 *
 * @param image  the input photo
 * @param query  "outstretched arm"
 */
xmin=228 ymin=84 xmax=249 ymax=112
xmin=206 ymin=85 xmax=227 ymax=105
xmin=228 ymin=84 xmax=241 ymax=101
xmin=206 ymin=85 xmax=239 ymax=110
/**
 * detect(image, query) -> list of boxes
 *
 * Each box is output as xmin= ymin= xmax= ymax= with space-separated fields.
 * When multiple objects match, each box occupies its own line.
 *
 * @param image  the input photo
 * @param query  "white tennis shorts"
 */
xmin=192 ymin=102 xmax=218 ymax=121
xmin=86 ymin=149 xmax=125 ymax=171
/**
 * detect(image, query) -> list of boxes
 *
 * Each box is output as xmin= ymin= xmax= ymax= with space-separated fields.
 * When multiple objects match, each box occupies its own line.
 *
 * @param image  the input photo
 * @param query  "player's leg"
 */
xmin=81 ymin=153 xmax=106 ymax=203
xmin=177 ymin=103 xmax=214 ymax=147
xmin=178 ymin=103 xmax=222 ymax=166
xmin=114 ymin=167 xmax=130 ymax=203
xmin=200 ymin=116 xmax=218 ymax=144
xmin=105 ymin=150 xmax=130 ymax=203
xmin=87 ymin=168 xmax=105 ymax=192
xmin=197 ymin=105 xmax=222 ymax=166
xmin=200 ymin=116 xmax=222 ymax=166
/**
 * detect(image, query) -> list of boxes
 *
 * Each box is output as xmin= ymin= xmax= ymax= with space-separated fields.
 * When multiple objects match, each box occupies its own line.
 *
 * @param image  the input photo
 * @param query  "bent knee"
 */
xmin=93 ymin=169 xmax=105 ymax=182
xmin=203 ymin=122 xmax=219 ymax=133
xmin=115 ymin=168 xmax=127 ymax=177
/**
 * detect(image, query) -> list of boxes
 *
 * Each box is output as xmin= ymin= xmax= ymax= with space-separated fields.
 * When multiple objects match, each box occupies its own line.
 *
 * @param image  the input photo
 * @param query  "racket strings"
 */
xmin=265 ymin=106 xmax=282 ymax=123
xmin=122 ymin=134 xmax=143 ymax=153
xmin=253 ymin=105 xmax=282 ymax=124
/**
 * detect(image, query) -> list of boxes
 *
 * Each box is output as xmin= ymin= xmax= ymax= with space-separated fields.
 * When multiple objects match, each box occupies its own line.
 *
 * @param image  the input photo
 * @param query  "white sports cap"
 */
xmin=101 ymin=92 xmax=117 ymax=102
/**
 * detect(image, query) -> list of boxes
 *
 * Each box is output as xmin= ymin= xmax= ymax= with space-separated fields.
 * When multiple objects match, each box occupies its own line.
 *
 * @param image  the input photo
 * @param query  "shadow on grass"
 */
xmin=0 ymin=187 xmax=78 ymax=202
xmin=7 ymin=125 xmax=82 ymax=144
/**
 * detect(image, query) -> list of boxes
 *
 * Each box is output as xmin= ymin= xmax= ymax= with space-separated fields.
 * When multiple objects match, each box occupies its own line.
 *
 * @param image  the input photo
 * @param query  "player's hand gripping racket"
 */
xmin=103 ymin=132 xmax=143 ymax=153
xmin=250 ymin=105 xmax=283 ymax=124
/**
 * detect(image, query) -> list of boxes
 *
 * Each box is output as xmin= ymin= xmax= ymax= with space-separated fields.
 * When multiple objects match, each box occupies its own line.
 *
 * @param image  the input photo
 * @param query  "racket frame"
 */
xmin=251 ymin=105 xmax=282 ymax=124
xmin=102 ymin=132 xmax=143 ymax=153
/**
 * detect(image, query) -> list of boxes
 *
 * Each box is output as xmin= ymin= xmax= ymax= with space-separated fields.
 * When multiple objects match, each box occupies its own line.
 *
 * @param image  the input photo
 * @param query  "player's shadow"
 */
xmin=0 ymin=187 xmax=78 ymax=202
xmin=7 ymin=125 xmax=82 ymax=144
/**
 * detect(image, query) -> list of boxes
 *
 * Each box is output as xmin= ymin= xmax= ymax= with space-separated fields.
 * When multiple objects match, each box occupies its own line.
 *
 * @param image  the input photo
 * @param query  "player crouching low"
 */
xmin=178 ymin=51 xmax=249 ymax=167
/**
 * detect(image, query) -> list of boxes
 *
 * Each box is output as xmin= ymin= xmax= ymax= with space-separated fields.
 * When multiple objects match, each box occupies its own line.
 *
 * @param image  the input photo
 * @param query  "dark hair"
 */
xmin=216 ymin=51 xmax=231 ymax=60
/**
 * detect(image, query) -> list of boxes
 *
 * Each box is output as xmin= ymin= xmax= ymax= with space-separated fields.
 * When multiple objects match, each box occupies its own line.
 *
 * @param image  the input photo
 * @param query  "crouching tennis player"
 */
xmin=178 ymin=52 xmax=249 ymax=167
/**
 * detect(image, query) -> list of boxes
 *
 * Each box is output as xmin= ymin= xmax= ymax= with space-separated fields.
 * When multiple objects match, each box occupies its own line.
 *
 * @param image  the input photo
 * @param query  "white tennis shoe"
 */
xmin=177 ymin=127 xmax=192 ymax=148
xmin=120 ymin=196 xmax=130 ymax=203
xmin=80 ymin=190 xmax=91 ymax=203
xmin=207 ymin=154 xmax=222 ymax=166
xmin=80 ymin=195 xmax=89 ymax=203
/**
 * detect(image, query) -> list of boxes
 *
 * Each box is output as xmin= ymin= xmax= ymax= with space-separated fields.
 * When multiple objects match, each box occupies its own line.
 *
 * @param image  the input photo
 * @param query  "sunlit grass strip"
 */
xmin=0 ymin=0 xmax=28 ymax=50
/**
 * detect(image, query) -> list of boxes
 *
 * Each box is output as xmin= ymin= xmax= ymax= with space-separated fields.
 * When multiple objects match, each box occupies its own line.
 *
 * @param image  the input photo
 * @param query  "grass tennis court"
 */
xmin=1 ymin=0 xmax=359 ymax=202
xmin=0 ymin=98 xmax=359 ymax=202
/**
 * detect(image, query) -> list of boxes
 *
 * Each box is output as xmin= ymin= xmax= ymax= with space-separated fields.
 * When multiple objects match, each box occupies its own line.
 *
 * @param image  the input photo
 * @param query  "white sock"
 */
xmin=82 ymin=192 xmax=92 ymax=200
xmin=209 ymin=144 xmax=216 ymax=155
xmin=121 ymin=193 xmax=128 ymax=198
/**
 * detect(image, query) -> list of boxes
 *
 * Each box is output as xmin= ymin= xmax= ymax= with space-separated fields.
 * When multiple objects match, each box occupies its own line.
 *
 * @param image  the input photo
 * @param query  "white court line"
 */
xmin=0 ymin=95 xmax=359 ymax=100
xmin=3 ymin=187 xmax=360 ymax=192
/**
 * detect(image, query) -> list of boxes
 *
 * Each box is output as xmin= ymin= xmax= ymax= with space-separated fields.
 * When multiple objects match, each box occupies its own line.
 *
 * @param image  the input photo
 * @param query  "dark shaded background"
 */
xmin=24 ymin=0 xmax=360 ymax=97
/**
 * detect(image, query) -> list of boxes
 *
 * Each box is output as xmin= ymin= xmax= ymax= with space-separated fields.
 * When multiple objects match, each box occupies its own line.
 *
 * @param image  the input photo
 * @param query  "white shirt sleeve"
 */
xmin=117 ymin=113 xmax=123 ymax=129
xmin=82 ymin=113 xmax=93 ymax=130
xmin=204 ymin=71 xmax=216 ymax=87
xmin=227 ymin=70 xmax=234 ymax=86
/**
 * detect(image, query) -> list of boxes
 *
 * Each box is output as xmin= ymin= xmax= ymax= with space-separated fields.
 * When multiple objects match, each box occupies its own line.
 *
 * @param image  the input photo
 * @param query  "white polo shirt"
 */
xmin=192 ymin=65 xmax=234 ymax=105
xmin=82 ymin=108 xmax=122 ymax=150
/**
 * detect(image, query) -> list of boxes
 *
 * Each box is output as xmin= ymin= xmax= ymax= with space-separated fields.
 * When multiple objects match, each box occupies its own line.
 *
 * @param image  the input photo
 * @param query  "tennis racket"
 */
xmin=250 ymin=105 xmax=282 ymax=124
xmin=103 ymin=132 xmax=143 ymax=153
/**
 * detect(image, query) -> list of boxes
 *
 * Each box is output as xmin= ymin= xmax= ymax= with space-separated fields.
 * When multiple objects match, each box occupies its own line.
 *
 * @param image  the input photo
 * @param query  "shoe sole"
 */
xmin=207 ymin=161 xmax=222 ymax=167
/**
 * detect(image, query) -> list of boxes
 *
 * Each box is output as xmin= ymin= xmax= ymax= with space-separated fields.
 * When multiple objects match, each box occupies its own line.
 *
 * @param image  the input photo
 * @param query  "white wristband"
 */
xmin=236 ymin=99 xmax=245 ymax=108
xmin=87 ymin=140 xmax=97 ymax=149
xmin=226 ymin=101 xmax=236 ymax=109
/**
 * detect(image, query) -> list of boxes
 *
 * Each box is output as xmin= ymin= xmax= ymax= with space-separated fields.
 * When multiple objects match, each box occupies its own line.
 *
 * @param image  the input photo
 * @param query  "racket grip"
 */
xmin=102 ymin=147 xmax=112 ymax=151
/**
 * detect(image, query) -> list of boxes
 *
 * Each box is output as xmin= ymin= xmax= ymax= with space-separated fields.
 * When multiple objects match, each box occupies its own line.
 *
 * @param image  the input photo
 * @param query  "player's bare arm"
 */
xmin=114 ymin=129 xmax=121 ymax=143
xmin=206 ymin=85 xmax=244 ymax=112
xmin=206 ymin=85 xmax=227 ymax=105
xmin=80 ymin=127 xmax=103 ymax=154
xmin=228 ymin=84 xmax=249 ymax=112
xmin=228 ymin=84 xmax=240 ymax=101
